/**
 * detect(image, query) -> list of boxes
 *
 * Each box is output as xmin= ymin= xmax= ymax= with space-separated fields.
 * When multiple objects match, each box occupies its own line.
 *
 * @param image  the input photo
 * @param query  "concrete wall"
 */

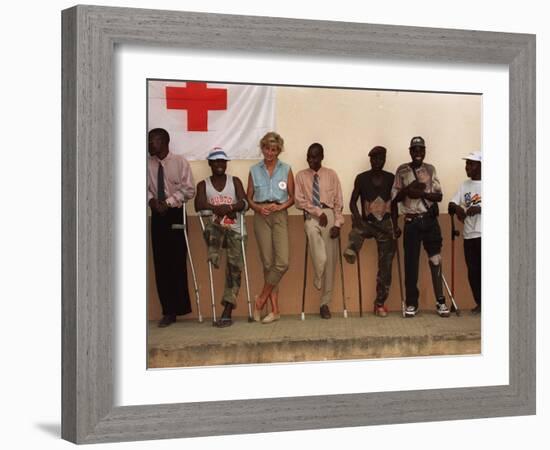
xmin=148 ymin=85 xmax=481 ymax=319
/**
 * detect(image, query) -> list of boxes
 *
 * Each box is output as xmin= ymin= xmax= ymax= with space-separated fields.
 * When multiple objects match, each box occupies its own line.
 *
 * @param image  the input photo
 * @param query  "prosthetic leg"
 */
xmin=428 ymin=257 xmax=445 ymax=301
xmin=428 ymin=256 xmax=458 ymax=317
xmin=171 ymin=202 xmax=203 ymax=323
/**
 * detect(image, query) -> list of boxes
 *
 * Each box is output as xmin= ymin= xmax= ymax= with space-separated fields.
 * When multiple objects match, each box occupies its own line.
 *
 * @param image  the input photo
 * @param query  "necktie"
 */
xmin=312 ymin=173 xmax=320 ymax=207
xmin=157 ymin=164 xmax=166 ymax=201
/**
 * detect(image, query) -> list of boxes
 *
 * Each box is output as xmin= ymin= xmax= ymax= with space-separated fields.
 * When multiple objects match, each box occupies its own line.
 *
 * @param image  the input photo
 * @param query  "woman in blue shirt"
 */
xmin=247 ymin=132 xmax=295 ymax=324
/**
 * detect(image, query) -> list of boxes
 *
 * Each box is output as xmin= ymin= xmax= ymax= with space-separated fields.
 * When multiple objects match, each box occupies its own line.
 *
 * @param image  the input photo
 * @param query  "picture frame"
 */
xmin=61 ymin=4 xmax=535 ymax=444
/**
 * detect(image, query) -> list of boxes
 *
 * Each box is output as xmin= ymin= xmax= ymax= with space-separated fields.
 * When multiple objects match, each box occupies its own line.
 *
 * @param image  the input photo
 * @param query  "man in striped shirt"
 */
xmin=295 ymin=143 xmax=344 ymax=319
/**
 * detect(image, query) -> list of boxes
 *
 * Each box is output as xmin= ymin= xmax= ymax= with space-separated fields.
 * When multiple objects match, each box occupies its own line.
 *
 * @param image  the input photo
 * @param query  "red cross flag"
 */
xmin=148 ymin=80 xmax=276 ymax=160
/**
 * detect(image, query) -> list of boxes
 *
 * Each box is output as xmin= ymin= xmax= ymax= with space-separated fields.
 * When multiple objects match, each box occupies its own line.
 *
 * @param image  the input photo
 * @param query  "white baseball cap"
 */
xmin=207 ymin=147 xmax=230 ymax=161
xmin=462 ymin=151 xmax=482 ymax=162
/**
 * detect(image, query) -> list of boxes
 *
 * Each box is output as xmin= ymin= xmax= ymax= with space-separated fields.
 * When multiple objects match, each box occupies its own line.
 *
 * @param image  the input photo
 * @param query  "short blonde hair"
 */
xmin=260 ymin=131 xmax=284 ymax=152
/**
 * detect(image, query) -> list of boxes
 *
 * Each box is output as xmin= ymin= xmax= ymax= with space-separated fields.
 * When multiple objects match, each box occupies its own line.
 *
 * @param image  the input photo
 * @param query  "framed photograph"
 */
xmin=62 ymin=5 xmax=535 ymax=444
xmin=144 ymin=78 xmax=484 ymax=369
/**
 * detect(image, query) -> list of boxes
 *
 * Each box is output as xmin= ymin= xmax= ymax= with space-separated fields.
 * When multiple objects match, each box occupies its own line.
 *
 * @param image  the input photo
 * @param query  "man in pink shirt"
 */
xmin=148 ymin=128 xmax=195 ymax=327
xmin=295 ymin=143 xmax=344 ymax=319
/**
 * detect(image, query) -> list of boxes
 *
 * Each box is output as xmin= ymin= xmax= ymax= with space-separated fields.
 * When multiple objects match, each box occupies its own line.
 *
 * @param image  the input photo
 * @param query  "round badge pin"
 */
xmin=278 ymin=181 xmax=287 ymax=190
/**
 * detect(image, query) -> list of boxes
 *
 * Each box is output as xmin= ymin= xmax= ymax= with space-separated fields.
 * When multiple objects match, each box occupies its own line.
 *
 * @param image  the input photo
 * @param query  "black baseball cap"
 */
xmin=409 ymin=136 xmax=426 ymax=149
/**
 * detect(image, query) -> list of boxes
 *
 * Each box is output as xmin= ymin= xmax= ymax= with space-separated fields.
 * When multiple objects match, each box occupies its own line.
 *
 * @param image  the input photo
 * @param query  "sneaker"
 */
xmin=261 ymin=312 xmax=280 ymax=324
xmin=404 ymin=305 xmax=418 ymax=317
xmin=374 ymin=303 xmax=388 ymax=317
xmin=436 ymin=302 xmax=450 ymax=317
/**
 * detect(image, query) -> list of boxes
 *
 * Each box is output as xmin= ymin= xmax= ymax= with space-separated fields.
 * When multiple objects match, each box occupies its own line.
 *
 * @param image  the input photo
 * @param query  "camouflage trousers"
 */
xmin=344 ymin=217 xmax=395 ymax=305
xmin=202 ymin=222 xmax=245 ymax=307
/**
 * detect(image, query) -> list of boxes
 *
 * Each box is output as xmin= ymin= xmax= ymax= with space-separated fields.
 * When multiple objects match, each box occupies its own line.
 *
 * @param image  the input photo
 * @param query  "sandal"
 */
xmin=374 ymin=303 xmax=388 ymax=317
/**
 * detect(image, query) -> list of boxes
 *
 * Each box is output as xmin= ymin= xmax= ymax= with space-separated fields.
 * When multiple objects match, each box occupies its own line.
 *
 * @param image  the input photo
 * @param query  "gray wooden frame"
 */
xmin=61 ymin=4 xmax=536 ymax=444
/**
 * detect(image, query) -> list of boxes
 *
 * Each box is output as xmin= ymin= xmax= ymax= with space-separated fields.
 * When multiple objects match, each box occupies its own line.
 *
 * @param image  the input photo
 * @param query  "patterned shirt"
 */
xmin=353 ymin=170 xmax=394 ymax=221
xmin=391 ymin=162 xmax=442 ymax=214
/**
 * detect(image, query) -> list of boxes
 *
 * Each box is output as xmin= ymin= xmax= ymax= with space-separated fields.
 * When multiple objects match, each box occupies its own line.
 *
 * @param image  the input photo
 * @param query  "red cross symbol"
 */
xmin=165 ymin=82 xmax=228 ymax=132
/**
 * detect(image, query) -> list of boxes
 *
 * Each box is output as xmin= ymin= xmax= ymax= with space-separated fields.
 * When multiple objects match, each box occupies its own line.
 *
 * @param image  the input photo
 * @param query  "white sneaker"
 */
xmin=261 ymin=312 xmax=280 ymax=324
xmin=404 ymin=305 xmax=418 ymax=317
xmin=436 ymin=302 xmax=450 ymax=317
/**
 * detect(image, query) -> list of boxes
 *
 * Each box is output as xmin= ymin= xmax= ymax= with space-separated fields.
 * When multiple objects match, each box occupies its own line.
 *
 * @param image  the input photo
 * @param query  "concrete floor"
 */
xmin=148 ymin=311 xmax=481 ymax=368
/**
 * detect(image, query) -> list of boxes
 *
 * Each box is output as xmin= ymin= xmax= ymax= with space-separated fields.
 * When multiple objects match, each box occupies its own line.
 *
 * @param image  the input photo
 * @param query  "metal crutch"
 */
xmin=395 ymin=242 xmax=406 ymax=318
xmin=198 ymin=212 xmax=217 ymax=325
xmin=171 ymin=202 xmax=203 ymax=323
xmin=390 ymin=220 xmax=406 ymax=318
xmin=450 ymin=214 xmax=460 ymax=314
xmin=357 ymin=249 xmax=363 ymax=317
xmin=442 ymin=273 xmax=460 ymax=316
xmin=239 ymin=213 xmax=253 ymax=322
xmin=337 ymin=235 xmax=348 ymax=318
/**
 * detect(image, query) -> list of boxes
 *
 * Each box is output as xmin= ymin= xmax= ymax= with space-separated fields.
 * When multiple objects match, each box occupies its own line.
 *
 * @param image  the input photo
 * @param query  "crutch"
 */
xmin=450 ymin=214 xmax=460 ymax=314
xmin=395 ymin=240 xmax=406 ymax=318
xmin=442 ymin=273 xmax=460 ymax=316
xmin=337 ymin=235 xmax=348 ymax=318
xmin=240 ymin=213 xmax=253 ymax=322
xmin=389 ymin=220 xmax=406 ymax=318
xmin=198 ymin=211 xmax=217 ymax=326
xmin=301 ymin=232 xmax=309 ymax=321
xmin=357 ymin=249 xmax=363 ymax=317
xmin=171 ymin=202 xmax=203 ymax=323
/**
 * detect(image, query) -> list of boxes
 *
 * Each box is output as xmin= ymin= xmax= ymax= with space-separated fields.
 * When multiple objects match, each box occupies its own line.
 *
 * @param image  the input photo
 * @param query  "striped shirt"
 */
xmin=295 ymin=167 xmax=345 ymax=227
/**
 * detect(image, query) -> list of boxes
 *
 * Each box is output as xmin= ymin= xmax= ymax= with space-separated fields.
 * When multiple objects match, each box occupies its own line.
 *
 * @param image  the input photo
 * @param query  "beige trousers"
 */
xmin=304 ymin=209 xmax=337 ymax=306
xmin=253 ymin=209 xmax=289 ymax=287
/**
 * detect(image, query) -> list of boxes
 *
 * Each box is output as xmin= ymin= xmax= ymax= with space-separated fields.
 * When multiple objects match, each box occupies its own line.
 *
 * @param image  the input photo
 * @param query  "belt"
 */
xmin=256 ymin=201 xmax=283 ymax=205
xmin=405 ymin=212 xmax=429 ymax=221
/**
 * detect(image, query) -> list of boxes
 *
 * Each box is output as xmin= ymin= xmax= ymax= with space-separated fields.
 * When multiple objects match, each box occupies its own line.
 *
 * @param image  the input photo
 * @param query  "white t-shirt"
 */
xmin=451 ymin=179 xmax=482 ymax=239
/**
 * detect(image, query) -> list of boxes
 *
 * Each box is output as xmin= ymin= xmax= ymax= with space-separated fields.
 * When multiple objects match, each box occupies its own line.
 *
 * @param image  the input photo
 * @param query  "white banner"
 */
xmin=148 ymin=80 xmax=276 ymax=160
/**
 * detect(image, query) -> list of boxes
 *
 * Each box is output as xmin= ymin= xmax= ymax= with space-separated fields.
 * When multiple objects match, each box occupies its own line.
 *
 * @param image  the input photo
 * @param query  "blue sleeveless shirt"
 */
xmin=250 ymin=160 xmax=291 ymax=203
